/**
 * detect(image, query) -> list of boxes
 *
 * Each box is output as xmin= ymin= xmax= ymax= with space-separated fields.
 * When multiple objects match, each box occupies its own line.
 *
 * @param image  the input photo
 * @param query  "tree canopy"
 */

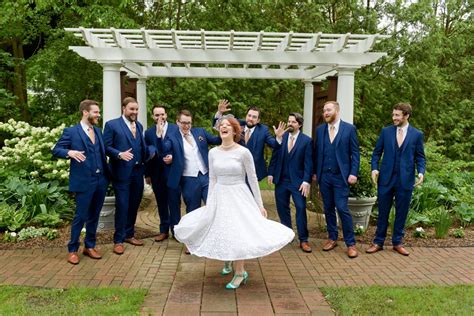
xmin=0 ymin=0 xmax=472 ymax=160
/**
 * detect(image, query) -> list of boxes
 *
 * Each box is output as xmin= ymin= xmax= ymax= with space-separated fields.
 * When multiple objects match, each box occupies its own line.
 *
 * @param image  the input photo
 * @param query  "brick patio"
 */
xmin=0 ymin=190 xmax=473 ymax=315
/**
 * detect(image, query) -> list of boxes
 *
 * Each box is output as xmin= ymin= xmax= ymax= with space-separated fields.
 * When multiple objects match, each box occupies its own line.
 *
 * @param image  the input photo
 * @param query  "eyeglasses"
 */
xmin=178 ymin=121 xmax=192 ymax=125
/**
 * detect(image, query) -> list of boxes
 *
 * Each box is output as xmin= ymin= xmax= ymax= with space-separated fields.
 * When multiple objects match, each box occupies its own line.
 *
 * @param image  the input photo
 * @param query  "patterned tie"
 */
xmin=397 ymin=128 xmax=403 ymax=147
xmin=244 ymin=129 xmax=251 ymax=144
xmin=288 ymin=135 xmax=294 ymax=152
xmin=88 ymin=127 xmax=96 ymax=144
xmin=329 ymin=125 xmax=336 ymax=143
xmin=131 ymin=122 xmax=137 ymax=138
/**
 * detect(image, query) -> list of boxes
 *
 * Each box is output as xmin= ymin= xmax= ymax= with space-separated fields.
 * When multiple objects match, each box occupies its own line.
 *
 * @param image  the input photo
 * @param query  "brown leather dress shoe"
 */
xmin=154 ymin=233 xmax=169 ymax=242
xmin=113 ymin=243 xmax=125 ymax=255
xmin=366 ymin=243 xmax=383 ymax=254
xmin=124 ymin=237 xmax=144 ymax=246
xmin=347 ymin=245 xmax=359 ymax=258
xmin=300 ymin=242 xmax=312 ymax=253
xmin=67 ymin=252 xmax=80 ymax=265
xmin=393 ymin=245 xmax=410 ymax=256
xmin=83 ymin=248 xmax=102 ymax=259
xmin=322 ymin=239 xmax=337 ymax=251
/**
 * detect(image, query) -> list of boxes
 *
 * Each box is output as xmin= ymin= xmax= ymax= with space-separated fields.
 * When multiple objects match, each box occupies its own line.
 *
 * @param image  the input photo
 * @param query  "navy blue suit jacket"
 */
xmin=164 ymin=128 xmax=221 ymax=189
xmin=52 ymin=124 xmax=110 ymax=192
xmin=213 ymin=117 xmax=280 ymax=180
xmin=371 ymin=125 xmax=426 ymax=190
xmin=268 ymin=132 xmax=313 ymax=187
xmin=314 ymin=120 xmax=360 ymax=185
xmin=103 ymin=117 xmax=155 ymax=181
xmin=144 ymin=123 xmax=178 ymax=179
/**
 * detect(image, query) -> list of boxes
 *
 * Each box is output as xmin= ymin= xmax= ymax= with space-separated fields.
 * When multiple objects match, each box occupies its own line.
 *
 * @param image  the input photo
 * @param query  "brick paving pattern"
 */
xmin=1 ymin=190 xmax=473 ymax=315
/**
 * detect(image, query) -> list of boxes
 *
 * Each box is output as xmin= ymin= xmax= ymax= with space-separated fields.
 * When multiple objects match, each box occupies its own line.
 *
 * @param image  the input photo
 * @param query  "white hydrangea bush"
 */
xmin=0 ymin=119 xmax=69 ymax=184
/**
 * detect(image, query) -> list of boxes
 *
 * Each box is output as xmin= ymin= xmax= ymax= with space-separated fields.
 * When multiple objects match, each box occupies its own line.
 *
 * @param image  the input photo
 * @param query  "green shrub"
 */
xmin=432 ymin=208 xmax=453 ymax=239
xmin=452 ymin=227 xmax=465 ymax=238
xmin=350 ymin=153 xmax=376 ymax=198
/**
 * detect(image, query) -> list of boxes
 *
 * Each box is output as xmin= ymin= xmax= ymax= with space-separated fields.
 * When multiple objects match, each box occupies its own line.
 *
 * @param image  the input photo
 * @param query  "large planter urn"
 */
xmin=347 ymin=196 xmax=377 ymax=229
xmin=97 ymin=196 xmax=115 ymax=232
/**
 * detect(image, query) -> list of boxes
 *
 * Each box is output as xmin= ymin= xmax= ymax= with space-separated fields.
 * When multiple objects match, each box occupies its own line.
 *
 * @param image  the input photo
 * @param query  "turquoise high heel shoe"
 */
xmin=225 ymin=271 xmax=249 ymax=289
xmin=221 ymin=261 xmax=233 ymax=275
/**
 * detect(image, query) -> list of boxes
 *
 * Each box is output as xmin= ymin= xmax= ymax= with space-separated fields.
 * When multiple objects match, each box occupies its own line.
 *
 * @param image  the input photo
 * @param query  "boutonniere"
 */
xmin=198 ymin=136 xmax=204 ymax=141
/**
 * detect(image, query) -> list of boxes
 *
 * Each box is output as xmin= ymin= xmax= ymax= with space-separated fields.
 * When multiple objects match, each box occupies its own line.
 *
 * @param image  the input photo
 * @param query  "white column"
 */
xmin=102 ymin=63 xmax=122 ymax=126
xmin=336 ymin=68 xmax=356 ymax=124
xmin=136 ymin=77 xmax=148 ymax=130
xmin=302 ymin=81 xmax=314 ymax=136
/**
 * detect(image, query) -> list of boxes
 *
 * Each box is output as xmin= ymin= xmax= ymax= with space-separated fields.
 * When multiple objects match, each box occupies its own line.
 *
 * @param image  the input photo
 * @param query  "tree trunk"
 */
xmin=11 ymin=38 xmax=30 ymax=122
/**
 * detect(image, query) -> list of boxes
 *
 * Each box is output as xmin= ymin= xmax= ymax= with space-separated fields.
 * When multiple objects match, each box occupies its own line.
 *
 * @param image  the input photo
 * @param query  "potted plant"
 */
xmin=348 ymin=152 xmax=377 ymax=230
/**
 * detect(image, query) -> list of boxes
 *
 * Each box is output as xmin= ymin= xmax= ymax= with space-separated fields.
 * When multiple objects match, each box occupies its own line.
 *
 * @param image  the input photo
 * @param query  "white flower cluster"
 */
xmin=415 ymin=227 xmax=425 ymax=233
xmin=0 ymin=119 xmax=69 ymax=182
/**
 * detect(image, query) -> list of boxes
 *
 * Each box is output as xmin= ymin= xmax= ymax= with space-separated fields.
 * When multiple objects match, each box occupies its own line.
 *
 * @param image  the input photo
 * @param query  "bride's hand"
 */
xmin=260 ymin=207 xmax=268 ymax=218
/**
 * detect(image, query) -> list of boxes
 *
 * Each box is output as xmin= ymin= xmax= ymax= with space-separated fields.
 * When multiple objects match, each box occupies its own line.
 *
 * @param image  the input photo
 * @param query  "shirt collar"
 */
xmin=80 ymin=121 xmax=92 ymax=133
xmin=329 ymin=119 xmax=341 ymax=131
xmin=398 ymin=123 xmax=409 ymax=134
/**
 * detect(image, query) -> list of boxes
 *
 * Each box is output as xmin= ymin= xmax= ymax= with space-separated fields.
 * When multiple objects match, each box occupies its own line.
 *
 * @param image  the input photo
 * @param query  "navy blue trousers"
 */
xmin=374 ymin=174 xmax=413 ymax=246
xmin=319 ymin=172 xmax=356 ymax=246
xmin=275 ymin=179 xmax=308 ymax=242
xmin=113 ymin=166 xmax=144 ymax=243
xmin=68 ymin=175 xmax=108 ymax=252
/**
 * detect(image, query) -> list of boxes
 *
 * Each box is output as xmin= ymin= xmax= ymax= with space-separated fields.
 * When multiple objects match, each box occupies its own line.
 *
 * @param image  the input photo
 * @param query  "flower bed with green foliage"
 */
xmin=0 ymin=119 xmax=73 ymax=237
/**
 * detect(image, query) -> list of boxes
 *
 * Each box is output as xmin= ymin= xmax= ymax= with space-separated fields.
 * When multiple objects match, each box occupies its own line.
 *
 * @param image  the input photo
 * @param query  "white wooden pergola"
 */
xmin=66 ymin=28 xmax=389 ymax=134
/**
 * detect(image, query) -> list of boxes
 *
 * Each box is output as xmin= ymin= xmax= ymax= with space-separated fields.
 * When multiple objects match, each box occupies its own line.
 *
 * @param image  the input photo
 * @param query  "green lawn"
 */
xmin=321 ymin=285 xmax=474 ymax=315
xmin=0 ymin=285 xmax=147 ymax=315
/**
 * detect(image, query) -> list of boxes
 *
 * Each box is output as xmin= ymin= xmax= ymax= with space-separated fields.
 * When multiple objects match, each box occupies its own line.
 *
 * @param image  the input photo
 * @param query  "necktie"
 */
xmin=131 ymin=122 xmax=137 ymax=138
xmin=184 ymin=133 xmax=193 ymax=145
xmin=288 ymin=135 xmax=294 ymax=152
xmin=88 ymin=127 xmax=95 ymax=144
xmin=244 ymin=129 xmax=251 ymax=144
xmin=397 ymin=128 xmax=403 ymax=147
xmin=329 ymin=125 xmax=336 ymax=143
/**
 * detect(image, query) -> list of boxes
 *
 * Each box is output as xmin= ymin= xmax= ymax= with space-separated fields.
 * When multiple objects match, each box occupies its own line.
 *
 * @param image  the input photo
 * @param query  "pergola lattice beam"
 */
xmin=70 ymin=47 xmax=386 ymax=68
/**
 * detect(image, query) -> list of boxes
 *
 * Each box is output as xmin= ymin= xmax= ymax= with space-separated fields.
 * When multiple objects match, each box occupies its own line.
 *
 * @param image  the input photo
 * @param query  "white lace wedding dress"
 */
xmin=174 ymin=145 xmax=294 ymax=260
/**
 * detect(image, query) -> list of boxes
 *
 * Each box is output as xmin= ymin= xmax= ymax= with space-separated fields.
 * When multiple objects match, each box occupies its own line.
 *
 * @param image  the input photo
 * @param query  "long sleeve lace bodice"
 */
xmin=208 ymin=145 xmax=263 ymax=208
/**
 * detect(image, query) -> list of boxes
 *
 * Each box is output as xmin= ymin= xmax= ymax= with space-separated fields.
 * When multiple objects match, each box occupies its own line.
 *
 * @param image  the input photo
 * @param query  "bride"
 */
xmin=174 ymin=116 xmax=295 ymax=289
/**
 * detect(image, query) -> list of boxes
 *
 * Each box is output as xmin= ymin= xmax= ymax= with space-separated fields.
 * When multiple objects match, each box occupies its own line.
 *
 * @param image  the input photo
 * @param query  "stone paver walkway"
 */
xmin=0 ymin=191 xmax=473 ymax=315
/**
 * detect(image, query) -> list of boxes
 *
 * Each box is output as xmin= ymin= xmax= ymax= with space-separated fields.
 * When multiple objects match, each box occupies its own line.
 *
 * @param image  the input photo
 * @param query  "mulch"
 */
xmin=309 ymin=217 xmax=474 ymax=248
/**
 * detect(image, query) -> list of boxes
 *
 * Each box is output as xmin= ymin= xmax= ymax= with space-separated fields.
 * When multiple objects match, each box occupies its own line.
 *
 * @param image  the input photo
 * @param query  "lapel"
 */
xmin=334 ymin=121 xmax=344 ymax=147
xmin=390 ymin=125 xmax=397 ymax=152
xmin=400 ymin=125 xmax=413 ymax=153
xmin=319 ymin=124 xmax=327 ymax=153
xmin=75 ymin=124 xmax=89 ymax=150
xmin=94 ymin=126 xmax=106 ymax=157
xmin=119 ymin=118 xmax=134 ymax=146
xmin=288 ymin=132 xmax=299 ymax=157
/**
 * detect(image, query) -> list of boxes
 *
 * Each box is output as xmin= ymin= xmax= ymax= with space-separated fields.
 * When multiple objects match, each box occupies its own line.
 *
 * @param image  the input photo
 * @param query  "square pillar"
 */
xmin=101 ymin=63 xmax=122 ymax=126
xmin=336 ymin=68 xmax=356 ymax=124
xmin=136 ymin=77 xmax=148 ymax=130
xmin=303 ymin=81 xmax=314 ymax=136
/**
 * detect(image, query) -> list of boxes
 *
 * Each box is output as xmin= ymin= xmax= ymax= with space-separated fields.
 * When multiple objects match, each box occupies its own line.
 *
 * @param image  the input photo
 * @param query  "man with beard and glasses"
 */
xmin=313 ymin=101 xmax=360 ymax=258
xmin=104 ymin=97 xmax=156 ymax=255
xmin=268 ymin=113 xmax=313 ymax=253
xmin=366 ymin=103 xmax=425 ymax=256
xmin=144 ymin=104 xmax=179 ymax=242
xmin=53 ymin=99 xmax=111 ymax=264
xmin=213 ymin=100 xmax=285 ymax=182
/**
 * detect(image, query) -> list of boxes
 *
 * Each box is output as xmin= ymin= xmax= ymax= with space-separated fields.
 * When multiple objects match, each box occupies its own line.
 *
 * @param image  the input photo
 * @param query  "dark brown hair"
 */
xmin=289 ymin=112 xmax=304 ymax=127
xmin=393 ymin=102 xmax=412 ymax=117
xmin=177 ymin=109 xmax=193 ymax=120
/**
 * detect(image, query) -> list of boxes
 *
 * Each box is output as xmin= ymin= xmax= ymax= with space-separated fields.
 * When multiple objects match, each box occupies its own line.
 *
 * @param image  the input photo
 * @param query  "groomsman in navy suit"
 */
xmin=104 ymin=97 xmax=155 ymax=255
xmin=144 ymin=104 xmax=179 ymax=242
xmin=313 ymin=101 xmax=360 ymax=258
xmin=164 ymin=109 xmax=221 ymax=232
xmin=268 ymin=112 xmax=313 ymax=253
xmin=213 ymin=100 xmax=283 ymax=181
xmin=52 ymin=99 xmax=110 ymax=264
xmin=367 ymin=102 xmax=426 ymax=256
